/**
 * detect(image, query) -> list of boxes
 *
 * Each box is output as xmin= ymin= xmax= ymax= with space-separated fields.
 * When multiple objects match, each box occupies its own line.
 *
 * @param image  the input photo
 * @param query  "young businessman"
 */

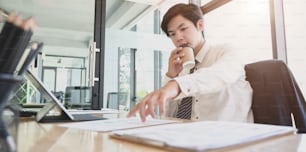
xmin=128 ymin=3 xmax=253 ymax=122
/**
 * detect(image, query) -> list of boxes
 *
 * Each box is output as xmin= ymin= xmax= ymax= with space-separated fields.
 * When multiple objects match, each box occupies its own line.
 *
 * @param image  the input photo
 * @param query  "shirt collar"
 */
xmin=195 ymin=41 xmax=209 ymax=64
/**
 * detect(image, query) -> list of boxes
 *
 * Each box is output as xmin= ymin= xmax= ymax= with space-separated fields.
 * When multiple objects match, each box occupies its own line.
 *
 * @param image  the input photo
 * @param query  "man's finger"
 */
xmin=158 ymin=96 xmax=166 ymax=115
xmin=139 ymin=102 xmax=147 ymax=122
xmin=127 ymin=104 xmax=139 ymax=117
xmin=148 ymin=99 xmax=156 ymax=118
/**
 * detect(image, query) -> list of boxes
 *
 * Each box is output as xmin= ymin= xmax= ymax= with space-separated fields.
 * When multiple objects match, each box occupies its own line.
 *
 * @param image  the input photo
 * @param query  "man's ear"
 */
xmin=197 ymin=19 xmax=204 ymax=31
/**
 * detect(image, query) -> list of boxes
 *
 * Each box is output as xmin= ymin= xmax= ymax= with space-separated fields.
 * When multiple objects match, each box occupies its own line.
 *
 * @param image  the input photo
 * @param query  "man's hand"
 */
xmin=127 ymin=80 xmax=181 ymax=122
xmin=6 ymin=12 xmax=36 ymax=31
xmin=166 ymin=47 xmax=185 ymax=78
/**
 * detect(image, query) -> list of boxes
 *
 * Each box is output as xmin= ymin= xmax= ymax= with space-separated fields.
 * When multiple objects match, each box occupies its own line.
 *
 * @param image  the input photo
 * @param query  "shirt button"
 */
xmin=196 ymin=116 xmax=199 ymax=119
xmin=196 ymin=100 xmax=199 ymax=102
xmin=187 ymin=89 xmax=190 ymax=92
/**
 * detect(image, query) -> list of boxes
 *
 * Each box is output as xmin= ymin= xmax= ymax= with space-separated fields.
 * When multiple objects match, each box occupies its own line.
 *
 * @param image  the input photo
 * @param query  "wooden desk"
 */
xmin=18 ymin=118 xmax=306 ymax=152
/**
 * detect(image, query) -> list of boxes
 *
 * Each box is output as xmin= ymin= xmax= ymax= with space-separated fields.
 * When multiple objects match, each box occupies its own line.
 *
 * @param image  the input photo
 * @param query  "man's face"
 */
xmin=167 ymin=15 xmax=203 ymax=49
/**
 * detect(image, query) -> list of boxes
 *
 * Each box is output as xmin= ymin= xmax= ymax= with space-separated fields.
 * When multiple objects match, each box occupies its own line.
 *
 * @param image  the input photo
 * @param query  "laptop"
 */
xmin=25 ymin=70 xmax=107 ymax=122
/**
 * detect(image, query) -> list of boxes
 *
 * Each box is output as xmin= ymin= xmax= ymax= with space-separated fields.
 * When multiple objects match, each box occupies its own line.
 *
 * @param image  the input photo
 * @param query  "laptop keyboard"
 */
xmin=71 ymin=114 xmax=107 ymax=121
xmin=20 ymin=109 xmax=38 ymax=117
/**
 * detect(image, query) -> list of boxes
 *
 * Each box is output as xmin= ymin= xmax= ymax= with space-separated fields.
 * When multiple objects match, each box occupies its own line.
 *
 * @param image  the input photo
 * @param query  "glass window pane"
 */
xmin=0 ymin=0 xmax=95 ymax=107
xmin=104 ymin=0 xmax=188 ymax=109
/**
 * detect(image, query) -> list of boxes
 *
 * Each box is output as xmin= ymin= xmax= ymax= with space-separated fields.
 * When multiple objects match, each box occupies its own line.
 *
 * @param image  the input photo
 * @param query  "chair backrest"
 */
xmin=107 ymin=92 xmax=128 ymax=109
xmin=51 ymin=91 xmax=64 ymax=102
xmin=64 ymin=86 xmax=91 ymax=106
xmin=245 ymin=60 xmax=306 ymax=133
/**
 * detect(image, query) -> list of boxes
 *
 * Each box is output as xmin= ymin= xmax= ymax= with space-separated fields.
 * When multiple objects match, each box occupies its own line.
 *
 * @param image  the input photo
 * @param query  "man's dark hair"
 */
xmin=161 ymin=3 xmax=203 ymax=36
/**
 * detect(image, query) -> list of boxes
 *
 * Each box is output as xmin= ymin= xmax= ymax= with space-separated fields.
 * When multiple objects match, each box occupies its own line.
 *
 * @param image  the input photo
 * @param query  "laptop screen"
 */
xmin=24 ymin=70 xmax=74 ymax=121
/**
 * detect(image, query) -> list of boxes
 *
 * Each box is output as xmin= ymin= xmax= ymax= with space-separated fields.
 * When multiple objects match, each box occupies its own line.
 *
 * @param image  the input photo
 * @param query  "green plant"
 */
xmin=9 ymin=80 xmax=36 ymax=104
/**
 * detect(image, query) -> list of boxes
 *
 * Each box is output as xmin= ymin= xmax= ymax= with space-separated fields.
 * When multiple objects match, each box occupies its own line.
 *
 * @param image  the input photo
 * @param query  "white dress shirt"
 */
xmin=164 ymin=42 xmax=254 ymax=122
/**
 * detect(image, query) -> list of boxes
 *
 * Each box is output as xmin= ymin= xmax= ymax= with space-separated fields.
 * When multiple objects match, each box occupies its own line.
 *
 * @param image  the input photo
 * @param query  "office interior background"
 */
xmin=0 ymin=0 xmax=305 ymax=110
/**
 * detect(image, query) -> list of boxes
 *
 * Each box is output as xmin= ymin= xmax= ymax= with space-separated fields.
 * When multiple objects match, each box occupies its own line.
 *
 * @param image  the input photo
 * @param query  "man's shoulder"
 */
xmin=208 ymin=43 xmax=232 ymax=51
xmin=206 ymin=43 xmax=233 ymax=58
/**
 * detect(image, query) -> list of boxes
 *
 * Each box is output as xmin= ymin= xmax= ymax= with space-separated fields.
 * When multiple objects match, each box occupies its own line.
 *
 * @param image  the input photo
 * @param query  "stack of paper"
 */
xmin=110 ymin=121 xmax=296 ymax=152
xmin=59 ymin=117 xmax=180 ymax=132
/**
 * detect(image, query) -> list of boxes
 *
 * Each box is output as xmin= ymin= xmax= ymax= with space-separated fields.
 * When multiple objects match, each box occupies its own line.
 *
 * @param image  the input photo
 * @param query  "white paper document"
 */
xmin=59 ymin=117 xmax=179 ymax=132
xmin=110 ymin=121 xmax=296 ymax=152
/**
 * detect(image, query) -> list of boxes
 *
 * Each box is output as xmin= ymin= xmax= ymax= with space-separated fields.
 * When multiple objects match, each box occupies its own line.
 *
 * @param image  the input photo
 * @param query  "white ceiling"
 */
xmin=0 ymin=0 xmax=95 ymax=57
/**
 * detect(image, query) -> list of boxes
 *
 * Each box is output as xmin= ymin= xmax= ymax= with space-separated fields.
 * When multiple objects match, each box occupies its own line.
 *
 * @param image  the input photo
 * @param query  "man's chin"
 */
xmin=179 ymin=43 xmax=191 ymax=47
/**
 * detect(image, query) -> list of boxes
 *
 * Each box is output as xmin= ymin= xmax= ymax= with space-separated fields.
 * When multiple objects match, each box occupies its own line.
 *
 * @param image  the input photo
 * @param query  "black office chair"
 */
xmin=245 ymin=59 xmax=306 ymax=133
